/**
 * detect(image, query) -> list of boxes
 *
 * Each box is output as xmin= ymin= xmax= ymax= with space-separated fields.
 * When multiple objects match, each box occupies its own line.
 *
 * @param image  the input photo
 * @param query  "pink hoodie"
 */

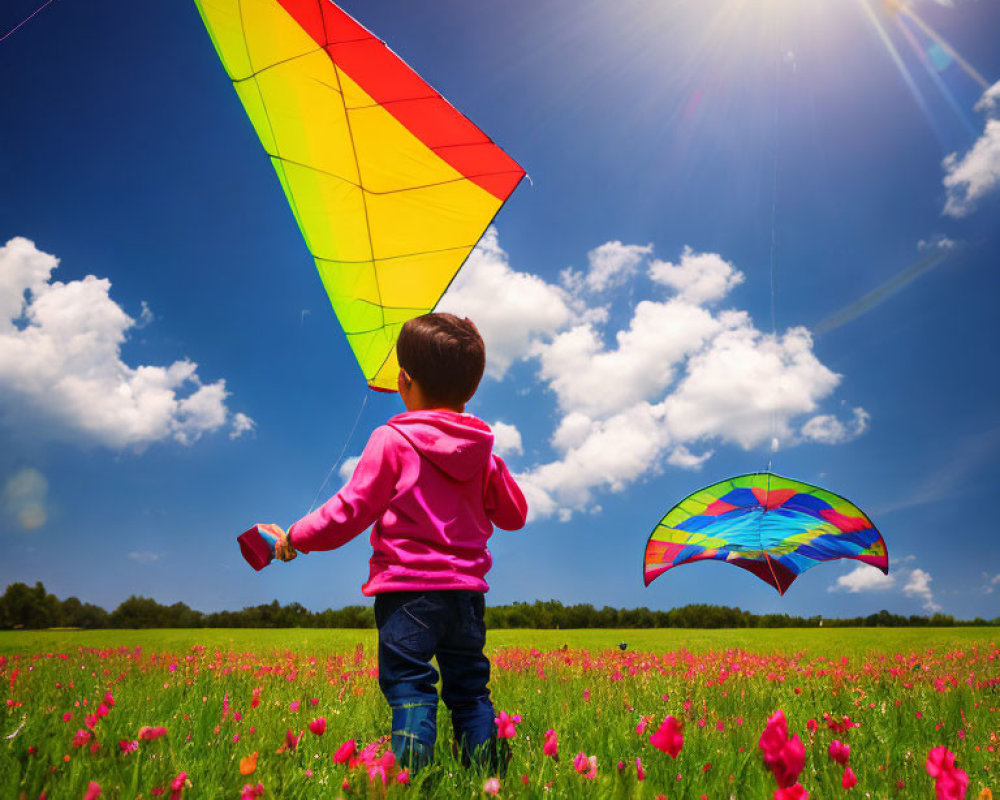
xmin=287 ymin=410 xmax=528 ymax=595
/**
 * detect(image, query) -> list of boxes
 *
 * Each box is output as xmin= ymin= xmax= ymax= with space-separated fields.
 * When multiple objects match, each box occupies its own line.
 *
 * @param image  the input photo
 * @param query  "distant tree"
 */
xmin=0 ymin=582 xmax=62 ymax=628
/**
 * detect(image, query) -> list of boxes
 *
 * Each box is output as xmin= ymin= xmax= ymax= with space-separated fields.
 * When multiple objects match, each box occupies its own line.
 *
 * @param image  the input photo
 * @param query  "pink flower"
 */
xmin=284 ymin=729 xmax=303 ymax=751
xmin=396 ymin=770 xmax=409 ymax=785
xmin=926 ymin=746 xmax=969 ymax=800
xmin=650 ymin=716 xmax=684 ymax=757
xmin=573 ymin=752 xmax=597 ymax=779
xmin=829 ymin=739 xmax=850 ymax=765
xmin=806 ymin=719 xmax=818 ymax=733
xmin=583 ymin=689 xmax=591 ymax=702
xmin=483 ymin=777 xmax=501 ymax=795
xmin=636 ymin=757 xmax=646 ymax=781
xmin=289 ymin=701 xmax=300 ymax=712
xmin=82 ymin=781 xmax=102 ymax=800
xmin=332 ymin=739 xmax=356 ymax=764
xmin=759 ymin=711 xmax=805 ymax=789
xmin=240 ymin=784 xmax=264 ymax=800
xmin=308 ymin=718 xmax=326 ymax=736
xmin=62 ymin=713 xmax=73 ymax=722
xmin=72 ymin=730 xmax=92 ymax=748
xmin=138 ymin=726 xmax=167 ymax=741
xmin=774 ymin=784 xmax=809 ymax=800
xmin=543 ymin=729 xmax=558 ymax=758
xmin=169 ymin=772 xmax=187 ymax=800
xmin=842 ymin=766 xmax=857 ymax=790
xmin=118 ymin=740 xmax=138 ymax=754
xmin=494 ymin=711 xmax=522 ymax=739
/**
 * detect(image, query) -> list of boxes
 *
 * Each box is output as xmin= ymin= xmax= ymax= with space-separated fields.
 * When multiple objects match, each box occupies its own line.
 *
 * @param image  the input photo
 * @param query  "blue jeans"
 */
xmin=374 ymin=590 xmax=496 ymax=771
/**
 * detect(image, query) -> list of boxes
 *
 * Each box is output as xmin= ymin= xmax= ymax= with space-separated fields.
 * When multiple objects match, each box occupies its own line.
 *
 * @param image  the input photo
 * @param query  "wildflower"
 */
xmin=759 ymin=710 xmax=805 ymax=789
xmin=169 ymin=772 xmax=187 ymax=800
xmin=332 ymin=739 xmax=356 ymax=764
xmin=367 ymin=750 xmax=396 ymax=786
xmin=774 ymin=783 xmax=808 ymax=800
xmin=72 ymin=730 xmax=92 ymax=748
xmin=806 ymin=719 xmax=818 ymax=733
xmin=289 ymin=700 xmax=300 ymax=712
xmin=251 ymin=688 xmax=262 ymax=709
xmin=926 ymin=746 xmax=969 ymax=800
xmin=82 ymin=781 xmax=102 ymax=800
xmin=583 ymin=689 xmax=590 ymax=702
xmin=543 ymin=729 xmax=558 ymax=758
xmin=842 ymin=766 xmax=857 ymax=790
xmin=636 ymin=757 xmax=646 ymax=781
xmin=119 ymin=740 xmax=138 ymax=755
xmin=283 ymin=729 xmax=303 ymax=752
xmin=138 ymin=726 xmax=167 ymax=741
xmin=494 ymin=711 xmax=522 ymax=739
xmin=483 ymin=777 xmax=501 ymax=795
xmin=308 ymin=717 xmax=326 ymax=736
xmin=240 ymin=783 xmax=264 ymax=800
xmin=62 ymin=713 xmax=73 ymax=722
xmin=240 ymin=752 xmax=259 ymax=775
xmin=573 ymin=752 xmax=598 ymax=779
xmin=829 ymin=740 xmax=851 ymax=765
xmin=650 ymin=715 xmax=684 ymax=757
xmin=397 ymin=770 xmax=410 ymax=785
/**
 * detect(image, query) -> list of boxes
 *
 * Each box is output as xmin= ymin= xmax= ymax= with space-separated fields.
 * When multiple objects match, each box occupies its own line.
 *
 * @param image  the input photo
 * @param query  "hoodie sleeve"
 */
xmin=287 ymin=426 xmax=403 ymax=553
xmin=484 ymin=454 xmax=528 ymax=531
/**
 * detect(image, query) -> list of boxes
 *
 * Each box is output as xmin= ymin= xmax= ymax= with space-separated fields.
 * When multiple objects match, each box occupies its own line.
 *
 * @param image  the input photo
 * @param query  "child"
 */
xmin=274 ymin=313 xmax=528 ymax=771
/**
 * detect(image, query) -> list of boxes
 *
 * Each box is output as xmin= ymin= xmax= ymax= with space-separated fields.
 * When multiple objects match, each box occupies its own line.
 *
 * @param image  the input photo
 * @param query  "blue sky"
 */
xmin=2 ymin=0 xmax=999 ymax=619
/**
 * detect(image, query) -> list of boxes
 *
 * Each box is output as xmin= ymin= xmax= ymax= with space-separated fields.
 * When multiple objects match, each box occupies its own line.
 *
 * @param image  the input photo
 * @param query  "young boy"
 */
xmin=274 ymin=313 xmax=528 ymax=771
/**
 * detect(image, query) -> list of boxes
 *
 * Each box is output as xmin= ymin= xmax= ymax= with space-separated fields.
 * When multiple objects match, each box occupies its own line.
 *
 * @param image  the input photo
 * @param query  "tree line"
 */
xmin=1 ymin=581 xmax=997 ymax=630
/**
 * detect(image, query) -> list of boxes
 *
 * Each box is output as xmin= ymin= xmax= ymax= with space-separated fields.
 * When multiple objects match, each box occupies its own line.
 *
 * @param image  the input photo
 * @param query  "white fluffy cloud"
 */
xmin=579 ymin=240 xmax=653 ymax=292
xmin=0 ymin=237 xmax=253 ymax=449
xmin=943 ymin=80 xmax=1000 ymax=217
xmin=490 ymin=421 xmax=523 ymax=458
xmin=338 ymin=455 xmax=362 ymax=482
xmin=437 ymin=228 xmax=575 ymax=377
xmin=439 ymin=230 xmax=864 ymax=521
xmin=649 ymin=247 xmax=744 ymax=304
xmin=829 ymin=564 xmax=896 ymax=593
xmin=800 ymin=408 xmax=870 ymax=445
xmin=903 ymin=568 xmax=941 ymax=612
xmin=829 ymin=561 xmax=940 ymax=612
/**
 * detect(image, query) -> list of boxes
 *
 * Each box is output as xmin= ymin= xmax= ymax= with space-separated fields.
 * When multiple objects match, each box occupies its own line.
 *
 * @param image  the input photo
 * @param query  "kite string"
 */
xmin=765 ymin=44 xmax=782 ymax=476
xmin=305 ymin=389 xmax=370 ymax=515
xmin=0 ymin=0 xmax=57 ymax=43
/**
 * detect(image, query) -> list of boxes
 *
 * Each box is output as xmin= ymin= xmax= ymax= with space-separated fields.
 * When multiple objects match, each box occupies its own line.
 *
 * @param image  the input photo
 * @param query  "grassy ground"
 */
xmin=2 ymin=628 xmax=997 ymax=798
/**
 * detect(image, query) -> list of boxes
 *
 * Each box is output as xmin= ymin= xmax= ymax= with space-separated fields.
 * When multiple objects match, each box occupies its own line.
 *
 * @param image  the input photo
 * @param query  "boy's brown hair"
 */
xmin=396 ymin=313 xmax=485 ymax=407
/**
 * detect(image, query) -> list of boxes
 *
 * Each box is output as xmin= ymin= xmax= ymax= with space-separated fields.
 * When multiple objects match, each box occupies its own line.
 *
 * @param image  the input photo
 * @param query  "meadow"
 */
xmin=1 ymin=628 xmax=996 ymax=799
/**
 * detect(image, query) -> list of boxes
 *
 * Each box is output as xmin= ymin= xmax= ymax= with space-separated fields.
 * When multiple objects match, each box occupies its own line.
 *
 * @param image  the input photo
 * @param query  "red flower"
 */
xmin=543 ymin=729 xmax=558 ymax=758
xmin=82 ymin=782 xmax=102 ymax=800
xmin=842 ymin=766 xmax=857 ymax=790
xmin=332 ymin=739 xmax=356 ymax=764
xmin=72 ymin=730 xmax=92 ymax=748
xmin=636 ymin=757 xmax=646 ymax=781
xmin=774 ymin=783 xmax=809 ymax=800
xmin=926 ymin=746 xmax=969 ymax=800
xmin=650 ymin=715 xmax=684 ymax=757
xmin=307 ymin=718 xmax=326 ymax=736
xmin=494 ymin=710 xmax=522 ymax=739
xmin=759 ymin=710 xmax=805 ymax=788
xmin=829 ymin=739 xmax=850 ymax=765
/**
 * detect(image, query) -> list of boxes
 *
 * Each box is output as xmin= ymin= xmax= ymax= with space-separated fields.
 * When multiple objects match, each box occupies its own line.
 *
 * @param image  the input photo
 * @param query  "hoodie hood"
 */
xmin=387 ymin=410 xmax=494 ymax=482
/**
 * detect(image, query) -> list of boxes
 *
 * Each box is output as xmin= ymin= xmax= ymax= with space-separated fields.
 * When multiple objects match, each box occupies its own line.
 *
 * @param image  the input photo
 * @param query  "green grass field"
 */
xmin=2 ymin=628 xmax=997 ymax=798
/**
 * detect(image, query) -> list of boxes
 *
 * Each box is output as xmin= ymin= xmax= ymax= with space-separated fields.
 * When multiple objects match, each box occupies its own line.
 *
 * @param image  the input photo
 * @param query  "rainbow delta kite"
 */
xmin=643 ymin=473 xmax=889 ymax=595
xmin=194 ymin=0 xmax=525 ymax=390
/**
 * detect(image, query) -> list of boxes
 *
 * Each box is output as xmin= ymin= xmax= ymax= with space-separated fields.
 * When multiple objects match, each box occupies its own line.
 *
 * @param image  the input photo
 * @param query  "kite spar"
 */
xmin=194 ymin=0 xmax=525 ymax=390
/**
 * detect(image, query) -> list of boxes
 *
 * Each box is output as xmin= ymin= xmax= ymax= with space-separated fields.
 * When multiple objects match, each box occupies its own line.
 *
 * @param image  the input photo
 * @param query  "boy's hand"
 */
xmin=264 ymin=524 xmax=298 ymax=562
